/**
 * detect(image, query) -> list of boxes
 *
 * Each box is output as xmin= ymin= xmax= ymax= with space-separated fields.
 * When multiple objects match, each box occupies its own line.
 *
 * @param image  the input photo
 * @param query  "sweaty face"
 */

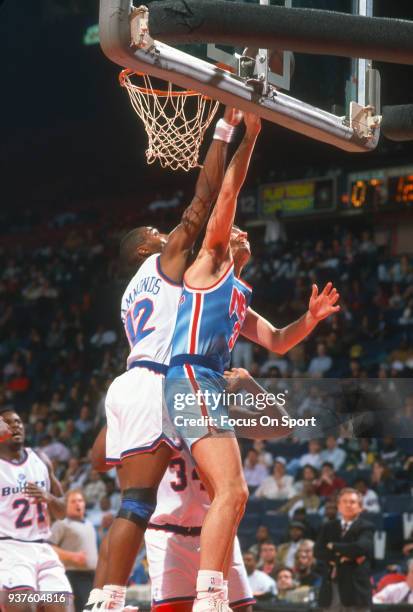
xmin=2 ymin=411 xmax=24 ymax=445
xmin=230 ymin=227 xmax=251 ymax=269
xmin=144 ymin=227 xmax=168 ymax=255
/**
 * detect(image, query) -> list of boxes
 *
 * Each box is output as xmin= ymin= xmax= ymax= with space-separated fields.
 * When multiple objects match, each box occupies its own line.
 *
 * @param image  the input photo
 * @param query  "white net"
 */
xmin=119 ymin=70 xmax=220 ymax=172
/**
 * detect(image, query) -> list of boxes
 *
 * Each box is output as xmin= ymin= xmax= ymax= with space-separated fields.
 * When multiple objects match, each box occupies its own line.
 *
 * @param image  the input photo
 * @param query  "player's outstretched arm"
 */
xmin=202 ymin=113 xmax=261 ymax=264
xmin=29 ymin=449 xmax=66 ymax=519
xmin=159 ymin=108 xmax=242 ymax=282
xmin=241 ymin=282 xmax=340 ymax=354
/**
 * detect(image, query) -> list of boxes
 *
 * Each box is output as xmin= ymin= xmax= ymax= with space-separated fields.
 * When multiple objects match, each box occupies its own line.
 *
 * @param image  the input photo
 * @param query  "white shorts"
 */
xmin=145 ymin=529 xmax=254 ymax=608
xmin=0 ymin=539 xmax=72 ymax=593
xmin=105 ymin=367 xmax=180 ymax=463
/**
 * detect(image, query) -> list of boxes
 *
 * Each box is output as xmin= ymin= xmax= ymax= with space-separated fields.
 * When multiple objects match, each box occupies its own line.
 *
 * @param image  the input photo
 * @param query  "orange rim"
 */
xmin=119 ymin=69 xmax=212 ymax=99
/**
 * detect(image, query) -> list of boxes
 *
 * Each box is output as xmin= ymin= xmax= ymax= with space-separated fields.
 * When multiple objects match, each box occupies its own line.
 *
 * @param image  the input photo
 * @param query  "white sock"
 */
xmin=86 ymin=588 xmax=105 ymax=604
xmin=103 ymin=584 xmax=126 ymax=608
xmin=222 ymin=580 xmax=229 ymax=600
xmin=196 ymin=570 xmax=224 ymax=597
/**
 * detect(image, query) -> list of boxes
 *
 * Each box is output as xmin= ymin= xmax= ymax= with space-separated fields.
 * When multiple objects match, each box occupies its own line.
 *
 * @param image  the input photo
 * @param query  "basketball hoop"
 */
xmin=119 ymin=69 xmax=220 ymax=172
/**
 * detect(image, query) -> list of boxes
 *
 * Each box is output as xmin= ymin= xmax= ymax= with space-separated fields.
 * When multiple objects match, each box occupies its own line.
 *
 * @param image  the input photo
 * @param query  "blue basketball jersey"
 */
xmin=170 ymin=263 xmax=252 ymax=371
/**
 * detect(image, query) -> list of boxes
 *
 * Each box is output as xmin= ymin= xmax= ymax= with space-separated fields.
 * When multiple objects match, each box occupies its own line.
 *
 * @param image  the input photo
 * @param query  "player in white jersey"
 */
xmin=146 ymin=447 xmax=254 ymax=612
xmin=88 ymin=426 xmax=256 ymax=612
xmin=87 ymin=108 xmax=243 ymax=611
xmin=0 ymin=410 xmax=72 ymax=611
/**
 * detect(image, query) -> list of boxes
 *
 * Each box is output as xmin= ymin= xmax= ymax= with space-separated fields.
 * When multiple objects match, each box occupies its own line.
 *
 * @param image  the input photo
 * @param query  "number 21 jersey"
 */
xmin=0 ymin=448 xmax=51 ymax=541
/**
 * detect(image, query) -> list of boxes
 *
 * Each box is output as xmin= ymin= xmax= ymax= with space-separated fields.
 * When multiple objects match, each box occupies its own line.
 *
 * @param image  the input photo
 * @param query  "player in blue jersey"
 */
xmin=165 ymin=112 xmax=340 ymax=612
xmin=84 ymin=108 xmax=243 ymax=611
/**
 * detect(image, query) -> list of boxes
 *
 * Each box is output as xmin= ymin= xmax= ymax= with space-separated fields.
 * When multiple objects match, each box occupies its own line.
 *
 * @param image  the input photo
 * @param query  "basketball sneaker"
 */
xmin=192 ymin=592 xmax=232 ymax=612
xmin=83 ymin=589 xmax=138 ymax=611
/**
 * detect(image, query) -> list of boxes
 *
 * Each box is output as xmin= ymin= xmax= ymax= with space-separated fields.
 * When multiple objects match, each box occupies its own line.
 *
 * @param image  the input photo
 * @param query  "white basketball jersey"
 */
xmin=150 ymin=448 xmax=209 ymax=527
xmin=0 ymin=448 xmax=51 ymax=541
xmin=121 ymin=254 xmax=182 ymax=369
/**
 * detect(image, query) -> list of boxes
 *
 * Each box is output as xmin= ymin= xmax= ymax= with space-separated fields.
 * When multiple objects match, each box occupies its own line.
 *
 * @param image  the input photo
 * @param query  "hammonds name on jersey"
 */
xmin=171 ymin=263 xmax=252 ymax=371
xmin=121 ymin=254 xmax=182 ymax=369
xmin=0 ymin=448 xmax=51 ymax=541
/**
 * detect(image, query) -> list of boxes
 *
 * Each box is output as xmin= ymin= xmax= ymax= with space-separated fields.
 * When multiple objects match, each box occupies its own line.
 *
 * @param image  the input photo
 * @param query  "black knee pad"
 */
xmin=117 ymin=487 xmax=157 ymax=529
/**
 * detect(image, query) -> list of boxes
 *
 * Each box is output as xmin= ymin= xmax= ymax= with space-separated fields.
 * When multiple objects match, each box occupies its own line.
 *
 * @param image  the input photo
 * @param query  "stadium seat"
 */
xmin=362 ymin=511 xmax=384 ymax=530
xmin=383 ymin=495 xmax=413 ymax=514
xmin=245 ymin=498 xmax=264 ymax=515
xmin=261 ymin=499 xmax=286 ymax=512
xmin=262 ymin=512 xmax=289 ymax=532
xmin=306 ymin=513 xmax=322 ymax=531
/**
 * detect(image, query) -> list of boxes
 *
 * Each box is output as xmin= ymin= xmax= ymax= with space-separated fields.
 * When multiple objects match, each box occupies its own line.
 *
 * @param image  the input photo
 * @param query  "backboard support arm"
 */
xmin=99 ymin=0 xmax=380 ymax=153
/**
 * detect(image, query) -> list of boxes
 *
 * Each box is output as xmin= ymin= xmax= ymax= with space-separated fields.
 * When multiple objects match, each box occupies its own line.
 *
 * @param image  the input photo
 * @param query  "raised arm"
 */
xmin=241 ymin=282 xmax=340 ymax=354
xmin=202 ymin=113 xmax=261 ymax=263
xmin=159 ymin=108 xmax=242 ymax=282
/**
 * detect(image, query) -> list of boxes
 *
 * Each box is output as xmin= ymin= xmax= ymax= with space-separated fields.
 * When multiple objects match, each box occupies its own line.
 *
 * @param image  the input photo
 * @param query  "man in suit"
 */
xmin=314 ymin=487 xmax=374 ymax=612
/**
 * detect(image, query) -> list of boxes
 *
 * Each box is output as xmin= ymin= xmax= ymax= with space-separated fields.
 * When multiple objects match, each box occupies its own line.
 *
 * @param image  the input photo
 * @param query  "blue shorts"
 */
xmin=165 ymin=363 xmax=234 ymax=450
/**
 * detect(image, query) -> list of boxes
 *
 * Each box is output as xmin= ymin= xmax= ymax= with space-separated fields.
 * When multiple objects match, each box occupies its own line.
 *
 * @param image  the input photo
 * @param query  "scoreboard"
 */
xmin=348 ymin=165 xmax=413 ymax=210
xmin=259 ymin=177 xmax=336 ymax=218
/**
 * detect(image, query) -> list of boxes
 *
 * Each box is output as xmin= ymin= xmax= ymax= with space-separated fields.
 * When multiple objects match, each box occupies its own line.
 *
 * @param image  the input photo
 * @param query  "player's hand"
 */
xmin=224 ymin=107 xmax=243 ymax=126
xmin=24 ymin=481 xmax=50 ymax=504
xmin=244 ymin=112 xmax=261 ymax=135
xmin=70 ymin=551 xmax=87 ymax=567
xmin=0 ymin=417 xmax=12 ymax=443
xmin=224 ymin=367 xmax=252 ymax=392
xmin=308 ymin=282 xmax=340 ymax=321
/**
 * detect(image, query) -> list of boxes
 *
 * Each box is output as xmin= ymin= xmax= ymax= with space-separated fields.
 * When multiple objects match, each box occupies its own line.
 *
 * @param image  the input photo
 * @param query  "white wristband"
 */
xmin=213 ymin=118 xmax=236 ymax=143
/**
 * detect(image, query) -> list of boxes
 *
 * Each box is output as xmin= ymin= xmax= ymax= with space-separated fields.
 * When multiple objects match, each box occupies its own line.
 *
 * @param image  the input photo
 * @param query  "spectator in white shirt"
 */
xmin=373 ymin=559 xmax=413 ymax=604
xmin=299 ymin=440 xmax=323 ymax=471
xmin=39 ymin=434 xmax=71 ymax=462
xmin=244 ymin=448 xmax=269 ymax=488
xmin=320 ymin=435 xmax=346 ymax=471
xmin=252 ymin=440 xmax=274 ymax=469
xmin=354 ymin=478 xmax=381 ymax=513
xmin=295 ymin=464 xmax=319 ymax=494
xmin=90 ymin=325 xmax=117 ymax=347
xmin=307 ymin=343 xmax=332 ymax=378
xmin=83 ymin=469 xmax=107 ymax=507
xmin=255 ymin=457 xmax=296 ymax=500
xmin=243 ymin=551 xmax=277 ymax=599
xmin=261 ymin=353 xmax=290 ymax=376
xmin=297 ymin=385 xmax=323 ymax=418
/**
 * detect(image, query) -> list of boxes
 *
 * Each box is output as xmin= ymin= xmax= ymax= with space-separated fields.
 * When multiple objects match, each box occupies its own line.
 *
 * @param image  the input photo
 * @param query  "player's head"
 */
xmin=230 ymin=225 xmax=251 ymax=273
xmin=120 ymin=226 xmax=168 ymax=269
xmin=0 ymin=410 xmax=25 ymax=448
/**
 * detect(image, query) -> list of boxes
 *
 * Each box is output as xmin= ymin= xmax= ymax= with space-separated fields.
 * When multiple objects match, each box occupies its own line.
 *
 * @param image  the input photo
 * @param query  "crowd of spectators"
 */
xmin=1 ymin=197 xmax=413 ymax=607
